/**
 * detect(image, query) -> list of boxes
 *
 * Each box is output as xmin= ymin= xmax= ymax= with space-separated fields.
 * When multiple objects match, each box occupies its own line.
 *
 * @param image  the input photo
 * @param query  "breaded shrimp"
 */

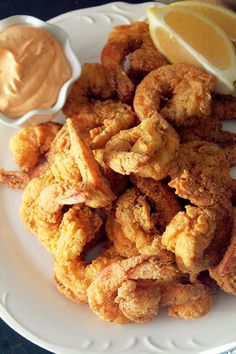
xmin=162 ymin=206 xmax=216 ymax=278
xmin=112 ymin=183 xmax=180 ymax=257
xmin=131 ymin=175 xmax=181 ymax=228
xmin=54 ymin=243 xmax=124 ymax=304
xmin=9 ymin=122 xmax=61 ymax=171
xmin=20 ymin=170 xmax=103 ymax=255
xmin=115 ymin=279 xmax=161 ymax=323
xmin=48 ymin=119 xmax=115 ymax=208
xmin=212 ymin=95 xmax=236 ymax=120
xmin=87 ymin=256 xmax=183 ymax=323
xmin=161 ymin=283 xmax=216 ymax=320
xmin=101 ymin=22 xmax=168 ymax=81
xmin=106 ymin=214 xmax=140 ymax=258
xmin=162 ymin=203 xmax=233 ymax=281
xmin=55 ymin=205 xmax=103 ymax=263
xmin=223 ymin=144 xmax=236 ymax=167
xmin=63 ymin=63 xmax=134 ymax=118
xmin=169 ymin=141 xmax=232 ymax=207
xmin=104 ymin=116 xmax=179 ymax=180
xmin=0 ymin=161 xmax=49 ymax=189
xmin=20 ymin=169 xmax=62 ymax=252
xmin=210 ymin=208 xmax=236 ymax=295
xmin=79 ymin=100 xmax=136 ymax=149
xmin=177 ymin=114 xmax=236 ymax=146
xmin=133 ymin=63 xmax=215 ymax=126
xmin=93 ymin=149 xmax=129 ymax=197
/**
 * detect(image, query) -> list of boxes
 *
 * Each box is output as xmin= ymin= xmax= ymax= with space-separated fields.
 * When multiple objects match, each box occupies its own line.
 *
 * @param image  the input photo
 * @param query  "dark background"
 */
xmin=0 ymin=1 xmax=151 ymax=353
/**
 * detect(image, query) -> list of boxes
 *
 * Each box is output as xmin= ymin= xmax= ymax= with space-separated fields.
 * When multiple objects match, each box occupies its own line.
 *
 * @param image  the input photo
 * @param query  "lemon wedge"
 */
xmin=147 ymin=6 xmax=236 ymax=95
xmin=171 ymin=1 xmax=236 ymax=42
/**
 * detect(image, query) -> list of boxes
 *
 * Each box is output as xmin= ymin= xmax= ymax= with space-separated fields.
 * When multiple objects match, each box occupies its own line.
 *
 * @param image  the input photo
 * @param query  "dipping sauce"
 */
xmin=0 ymin=24 xmax=71 ymax=118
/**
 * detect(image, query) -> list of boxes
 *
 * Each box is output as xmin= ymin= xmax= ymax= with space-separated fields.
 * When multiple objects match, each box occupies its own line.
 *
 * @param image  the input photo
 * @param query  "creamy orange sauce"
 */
xmin=0 ymin=24 xmax=71 ymax=118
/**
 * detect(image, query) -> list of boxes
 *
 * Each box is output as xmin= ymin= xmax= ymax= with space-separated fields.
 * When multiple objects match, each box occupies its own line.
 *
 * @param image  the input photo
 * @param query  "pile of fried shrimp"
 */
xmin=1 ymin=22 xmax=236 ymax=324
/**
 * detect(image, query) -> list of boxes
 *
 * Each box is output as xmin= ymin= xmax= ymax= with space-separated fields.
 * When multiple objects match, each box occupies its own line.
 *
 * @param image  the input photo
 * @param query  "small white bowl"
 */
xmin=0 ymin=15 xmax=81 ymax=128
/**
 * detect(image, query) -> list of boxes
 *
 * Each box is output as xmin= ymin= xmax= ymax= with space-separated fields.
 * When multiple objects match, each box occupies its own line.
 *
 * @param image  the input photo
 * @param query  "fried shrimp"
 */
xmin=231 ymin=179 xmax=236 ymax=205
xmin=55 ymin=205 xmax=103 ymax=263
xmin=162 ymin=203 xmax=233 ymax=281
xmin=87 ymin=256 xmax=182 ymax=323
xmin=114 ymin=280 xmax=161 ymax=323
xmin=48 ymin=119 xmax=115 ymax=208
xmin=93 ymin=149 xmax=129 ymax=197
xmin=177 ymin=114 xmax=236 ymax=146
xmin=84 ymin=100 xmax=136 ymax=149
xmin=101 ymin=22 xmax=168 ymax=81
xmin=133 ymin=63 xmax=215 ymax=126
xmin=162 ymin=206 xmax=216 ymax=278
xmin=106 ymin=214 xmax=140 ymax=258
xmin=20 ymin=169 xmax=103 ymax=255
xmin=64 ymin=100 xmax=136 ymax=150
xmin=104 ymin=116 xmax=179 ymax=180
xmin=161 ymin=283 xmax=216 ymax=320
xmin=210 ymin=208 xmax=236 ymax=295
xmin=112 ymin=183 xmax=180 ymax=257
xmin=9 ymin=122 xmax=61 ymax=171
xmin=54 ymin=243 xmax=124 ymax=304
xmin=0 ymin=169 xmax=30 ymax=189
xmin=131 ymin=175 xmax=181 ymax=228
xmin=0 ymin=161 xmax=49 ymax=189
xmin=63 ymin=63 xmax=134 ymax=118
xmin=223 ymin=144 xmax=236 ymax=167
xmin=212 ymin=95 xmax=236 ymax=120
xmin=169 ymin=141 xmax=232 ymax=207
xmin=20 ymin=169 xmax=62 ymax=252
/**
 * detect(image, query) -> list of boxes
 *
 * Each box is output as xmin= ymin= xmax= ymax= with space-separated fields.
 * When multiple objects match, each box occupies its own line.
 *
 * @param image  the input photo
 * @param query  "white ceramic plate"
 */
xmin=0 ymin=2 xmax=236 ymax=354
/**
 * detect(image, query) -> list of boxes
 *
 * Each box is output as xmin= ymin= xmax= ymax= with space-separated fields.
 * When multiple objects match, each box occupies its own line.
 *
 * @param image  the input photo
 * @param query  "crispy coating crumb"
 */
xmin=104 ymin=116 xmax=179 ymax=180
xmin=9 ymin=122 xmax=61 ymax=171
xmin=134 ymin=63 xmax=215 ymax=126
xmin=169 ymin=141 xmax=232 ymax=207
xmin=210 ymin=208 xmax=236 ymax=295
xmin=101 ymin=22 xmax=168 ymax=81
xmin=161 ymin=283 xmax=216 ymax=320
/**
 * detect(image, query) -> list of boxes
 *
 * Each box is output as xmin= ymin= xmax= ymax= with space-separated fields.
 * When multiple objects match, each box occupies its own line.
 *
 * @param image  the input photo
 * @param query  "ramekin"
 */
xmin=0 ymin=15 xmax=81 ymax=128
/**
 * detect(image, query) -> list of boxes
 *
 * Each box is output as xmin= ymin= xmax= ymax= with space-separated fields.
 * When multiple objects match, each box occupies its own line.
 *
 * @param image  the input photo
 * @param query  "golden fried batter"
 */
xmin=93 ymin=148 xmax=129 ymax=197
xmin=63 ymin=63 xmax=134 ymax=118
xmin=54 ymin=243 xmax=123 ymax=304
xmin=48 ymin=119 xmax=115 ymax=208
xmin=9 ymin=122 xmax=61 ymax=171
xmin=161 ymin=283 xmax=216 ymax=320
xmin=210 ymin=208 xmax=236 ymax=295
xmin=87 ymin=256 xmax=182 ymax=324
xmin=114 ymin=186 xmax=177 ymax=258
xmin=0 ymin=161 xmax=49 ymax=189
xmin=212 ymin=95 xmax=236 ymax=120
xmin=106 ymin=214 xmax=139 ymax=258
xmin=20 ymin=169 xmax=103 ymax=256
xmin=162 ymin=206 xmax=216 ymax=277
xmin=134 ymin=63 xmax=215 ymax=126
xmin=169 ymin=141 xmax=232 ymax=207
xmin=115 ymin=280 xmax=161 ymax=323
xmin=177 ymin=114 xmax=236 ymax=146
xmin=104 ymin=116 xmax=179 ymax=180
xmin=101 ymin=22 xmax=168 ymax=81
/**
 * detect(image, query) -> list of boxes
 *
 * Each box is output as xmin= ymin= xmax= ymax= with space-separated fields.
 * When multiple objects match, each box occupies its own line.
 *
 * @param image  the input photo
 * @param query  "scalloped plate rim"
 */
xmin=0 ymin=2 xmax=236 ymax=354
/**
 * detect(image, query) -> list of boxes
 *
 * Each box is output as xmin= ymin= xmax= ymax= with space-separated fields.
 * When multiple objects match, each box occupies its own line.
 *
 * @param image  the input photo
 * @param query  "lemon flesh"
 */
xmin=164 ymin=10 xmax=230 ymax=70
xmin=147 ymin=6 xmax=236 ymax=95
xmin=172 ymin=1 xmax=236 ymax=41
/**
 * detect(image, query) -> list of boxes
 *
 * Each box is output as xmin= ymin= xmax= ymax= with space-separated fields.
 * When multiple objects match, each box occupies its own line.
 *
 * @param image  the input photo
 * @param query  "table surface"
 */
xmin=0 ymin=1 xmax=235 ymax=354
